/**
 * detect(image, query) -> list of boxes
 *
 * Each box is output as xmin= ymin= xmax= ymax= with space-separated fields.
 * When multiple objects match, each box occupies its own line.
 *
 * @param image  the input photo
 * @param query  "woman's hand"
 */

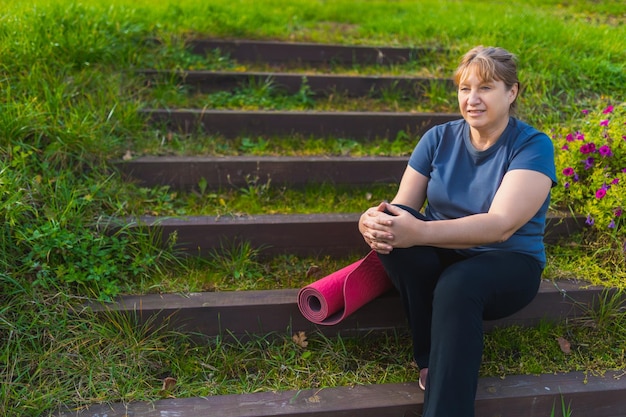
xmin=359 ymin=202 xmax=424 ymax=254
xmin=359 ymin=202 xmax=395 ymax=254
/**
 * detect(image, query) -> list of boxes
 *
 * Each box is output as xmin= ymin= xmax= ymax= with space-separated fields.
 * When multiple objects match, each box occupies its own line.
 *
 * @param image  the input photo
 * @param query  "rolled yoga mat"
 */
xmin=297 ymin=250 xmax=392 ymax=325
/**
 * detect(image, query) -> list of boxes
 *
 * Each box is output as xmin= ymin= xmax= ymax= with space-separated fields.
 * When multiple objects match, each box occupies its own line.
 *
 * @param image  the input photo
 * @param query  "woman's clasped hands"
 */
xmin=360 ymin=202 xmax=425 ymax=254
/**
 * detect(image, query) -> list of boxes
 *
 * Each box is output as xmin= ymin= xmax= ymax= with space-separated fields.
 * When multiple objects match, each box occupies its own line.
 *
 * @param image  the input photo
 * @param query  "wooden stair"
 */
xmin=185 ymin=38 xmax=441 ymax=66
xmin=139 ymin=69 xmax=454 ymax=97
xmin=113 ymin=212 xmax=583 ymax=259
xmin=140 ymin=108 xmax=461 ymax=139
xmin=54 ymin=371 xmax=626 ymax=417
xmin=115 ymin=155 xmax=408 ymax=190
xmin=89 ymin=278 xmax=616 ymax=341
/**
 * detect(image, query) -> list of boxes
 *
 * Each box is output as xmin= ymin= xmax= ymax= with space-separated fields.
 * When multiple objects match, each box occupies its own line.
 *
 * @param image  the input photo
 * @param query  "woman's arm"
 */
xmin=390 ymin=165 xmax=429 ymax=210
xmin=363 ymin=167 xmax=552 ymax=252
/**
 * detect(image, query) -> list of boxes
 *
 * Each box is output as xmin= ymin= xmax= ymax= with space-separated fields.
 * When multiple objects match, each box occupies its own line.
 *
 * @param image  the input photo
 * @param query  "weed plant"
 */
xmin=0 ymin=0 xmax=625 ymax=415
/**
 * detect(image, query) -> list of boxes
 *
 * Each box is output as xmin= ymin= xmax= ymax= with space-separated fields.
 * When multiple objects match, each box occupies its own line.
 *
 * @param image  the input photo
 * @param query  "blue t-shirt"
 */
xmin=408 ymin=117 xmax=557 ymax=267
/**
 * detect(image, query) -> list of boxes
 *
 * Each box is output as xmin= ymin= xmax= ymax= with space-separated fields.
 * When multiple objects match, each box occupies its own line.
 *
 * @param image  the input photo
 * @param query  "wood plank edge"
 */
xmin=185 ymin=38 xmax=442 ymax=66
xmin=52 ymin=370 xmax=626 ymax=417
xmin=108 ymin=213 xmax=584 ymax=258
xmin=85 ymin=280 xmax=620 ymax=339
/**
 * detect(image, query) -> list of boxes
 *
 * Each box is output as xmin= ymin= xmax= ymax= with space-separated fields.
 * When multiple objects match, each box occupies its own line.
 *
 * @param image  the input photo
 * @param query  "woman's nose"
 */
xmin=467 ymin=90 xmax=481 ymax=104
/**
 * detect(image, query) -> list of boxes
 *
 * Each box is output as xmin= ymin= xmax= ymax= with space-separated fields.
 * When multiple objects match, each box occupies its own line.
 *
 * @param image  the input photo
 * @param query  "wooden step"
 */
xmin=186 ymin=38 xmax=441 ymax=66
xmin=141 ymin=109 xmax=462 ymax=140
xmin=140 ymin=69 xmax=454 ymax=97
xmin=88 ymin=279 xmax=613 ymax=340
xmin=115 ymin=155 xmax=407 ymax=190
xmin=118 ymin=213 xmax=584 ymax=258
xmin=53 ymin=370 xmax=626 ymax=417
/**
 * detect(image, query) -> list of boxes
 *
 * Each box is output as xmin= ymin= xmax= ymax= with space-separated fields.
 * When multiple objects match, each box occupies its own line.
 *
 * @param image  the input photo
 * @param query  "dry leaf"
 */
xmin=376 ymin=50 xmax=385 ymax=65
xmin=557 ymin=337 xmax=571 ymax=354
xmin=122 ymin=150 xmax=133 ymax=161
xmin=292 ymin=331 xmax=308 ymax=348
xmin=306 ymin=265 xmax=322 ymax=279
xmin=307 ymin=395 xmax=321 ymax=403
xmin=200 ymin=362 xmax=218 ymax=371
xmin=161 ymin=376 xmax=177 ymax=392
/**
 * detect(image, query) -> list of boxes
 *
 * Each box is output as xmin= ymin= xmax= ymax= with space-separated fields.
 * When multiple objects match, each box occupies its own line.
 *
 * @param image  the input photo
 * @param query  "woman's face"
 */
xmin=457 ymin=68 xmax=518 ymax=133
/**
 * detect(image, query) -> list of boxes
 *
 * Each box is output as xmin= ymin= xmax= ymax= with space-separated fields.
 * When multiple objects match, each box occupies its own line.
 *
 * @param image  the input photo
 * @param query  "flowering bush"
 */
xmin=552 ymin=103 xmax=626 ymax=241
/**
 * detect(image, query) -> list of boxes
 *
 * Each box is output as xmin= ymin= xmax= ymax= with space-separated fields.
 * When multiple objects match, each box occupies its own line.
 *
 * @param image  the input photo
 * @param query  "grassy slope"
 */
xmin=0 ymin=1 xmax=625 ymax=416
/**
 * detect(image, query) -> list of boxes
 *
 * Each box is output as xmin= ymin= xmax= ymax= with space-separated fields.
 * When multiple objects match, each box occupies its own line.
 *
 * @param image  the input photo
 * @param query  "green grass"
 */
xmin=120 ymin=181 xmax=399 ymax=216
xmin=1 ymin=0 xmax=626 ymax=415
xmin=4 ymin=286 xmax=624 ymax=416
xmin=130 ymin=130 xmax=420 ymax=158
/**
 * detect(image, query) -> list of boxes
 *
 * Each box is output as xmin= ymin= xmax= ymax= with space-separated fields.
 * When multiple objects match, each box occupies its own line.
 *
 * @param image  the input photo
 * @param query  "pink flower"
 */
xmin=566 ymin=133 xmax=574 ymax=142
xmin=603 ymin=105 xmax=614 ymax=114
xmin=562 ymin=167 xmax=575 ymax=176
xmin=598 ymin=145 xmax=613 ymax=157
xmin=576 ymin=132 xmax=585 ymax=140
xmin=582 ymin=109 xmax=589 ymax=115
xmin=612 ymin=178 xmax=620 ymax=185
xmin=561 ymin=144 xmax=569 ymax=150
xmin=580 ymin=144 xmax=592 ymax=154
xmin=595 ymin=188 xmax=607 ymax=199
xmin=615 ymin=209 xmax=623 ymax=217
xmin=600 ymin=119 xmax=609 ymax=126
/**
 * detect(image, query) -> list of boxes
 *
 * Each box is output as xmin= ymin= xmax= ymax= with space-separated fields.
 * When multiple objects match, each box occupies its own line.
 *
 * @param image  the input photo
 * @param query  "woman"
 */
xmin=358 ymin=46 xmax=556 ymax=416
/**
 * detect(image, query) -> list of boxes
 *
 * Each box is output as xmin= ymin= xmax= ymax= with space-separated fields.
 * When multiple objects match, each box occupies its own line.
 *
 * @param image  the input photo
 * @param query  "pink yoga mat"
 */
xmin=297 ymin=250 xmax=392 ymax=325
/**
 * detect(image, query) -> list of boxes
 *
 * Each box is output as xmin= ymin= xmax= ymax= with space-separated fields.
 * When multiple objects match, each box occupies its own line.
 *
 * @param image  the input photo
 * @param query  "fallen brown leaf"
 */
xmin=306 ymin=265 xmax=323 ymax=279
xmin=557 ymin=337 xmax=571 ymax=354
xmin=162 ymin=376 xmax=177 ymax=392
xmin=292 ymin=331 xmax=308 ymax=348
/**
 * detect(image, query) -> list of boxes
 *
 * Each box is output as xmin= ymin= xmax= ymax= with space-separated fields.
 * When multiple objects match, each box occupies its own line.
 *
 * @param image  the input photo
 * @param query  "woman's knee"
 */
xmin=433 ymin=269 xmax=481 ymax=310
xmin=378 ymin=246 xmax=442 ymax=288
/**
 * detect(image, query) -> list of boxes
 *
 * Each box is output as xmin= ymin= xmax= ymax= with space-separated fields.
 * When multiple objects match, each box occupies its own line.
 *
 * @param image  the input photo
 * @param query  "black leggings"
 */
xmin=377 ymin=205 xmax=542 ymax=417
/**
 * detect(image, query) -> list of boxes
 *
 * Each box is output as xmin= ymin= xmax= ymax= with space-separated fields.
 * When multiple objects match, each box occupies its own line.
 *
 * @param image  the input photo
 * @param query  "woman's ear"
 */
xmin=509 ymin=82 xmax=520 ymax=103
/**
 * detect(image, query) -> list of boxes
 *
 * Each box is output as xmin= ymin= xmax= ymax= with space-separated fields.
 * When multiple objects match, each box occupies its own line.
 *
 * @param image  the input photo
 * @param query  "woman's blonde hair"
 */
xmin=453 ymin=46 xmax=520 ymax=113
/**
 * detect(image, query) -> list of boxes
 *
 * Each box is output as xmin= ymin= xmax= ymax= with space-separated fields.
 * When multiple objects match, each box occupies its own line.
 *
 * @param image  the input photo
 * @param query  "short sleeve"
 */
xmin=509 ymin=131 xmax=557 ymax=187
xmin=408 ymin=125 xmax=441 ymax=178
